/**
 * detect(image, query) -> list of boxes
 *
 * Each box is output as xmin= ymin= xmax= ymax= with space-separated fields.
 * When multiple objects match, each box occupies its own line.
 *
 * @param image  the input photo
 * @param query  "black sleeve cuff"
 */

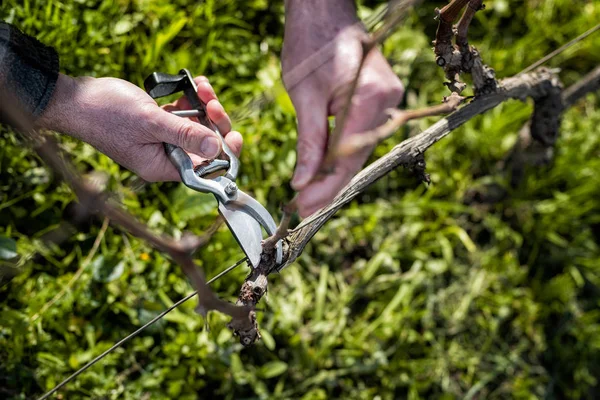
xmin=0 ymin=22 xmax=59 ymax=118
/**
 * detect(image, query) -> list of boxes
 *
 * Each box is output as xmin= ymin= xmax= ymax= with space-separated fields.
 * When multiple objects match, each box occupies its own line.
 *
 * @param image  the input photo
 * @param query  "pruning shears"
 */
xmin=144 ymin=69 xmax=282 ymax=268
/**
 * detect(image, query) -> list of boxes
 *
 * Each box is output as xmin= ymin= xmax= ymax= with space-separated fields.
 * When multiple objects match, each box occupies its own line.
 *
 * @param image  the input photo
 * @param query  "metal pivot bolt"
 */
xmin=225 ymin=182 xmax=238 ymax=195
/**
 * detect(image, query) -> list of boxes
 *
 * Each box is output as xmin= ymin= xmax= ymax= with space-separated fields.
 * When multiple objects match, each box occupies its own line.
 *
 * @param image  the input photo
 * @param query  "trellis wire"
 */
xmin=32 ymin=6 xmax=600 ymax=400
xmin=518 ymin=23 xmax=600 ymax=75
xmin=37 ymin=257 xmax=247 ymax=400
xmin=33 ymin=8 xmax=396 ymax=397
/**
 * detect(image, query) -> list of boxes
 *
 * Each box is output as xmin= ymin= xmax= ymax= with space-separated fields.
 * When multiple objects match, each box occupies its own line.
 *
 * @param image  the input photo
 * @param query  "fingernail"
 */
xmin=201 ymin=135 xmax=220 ymax=158
xmin=291 ymin=164 xmax=310 ymax=189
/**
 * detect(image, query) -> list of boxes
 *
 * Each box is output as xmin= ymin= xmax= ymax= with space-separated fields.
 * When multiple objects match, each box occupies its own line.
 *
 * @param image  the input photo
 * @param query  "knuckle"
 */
xmin=385 ymin=79 xmax=405 ymax=103
xmin=352 ymin=78 xmax=404 ymax=111
xmin=297 ymin=147 xmax=323 ymax=168
xmin=297 ymin=135 xmax=324 ymax=156
xmin=367 ymin=74 xmax=403 ymax=102
xmin=176 ymin=122 xmax=196 ymax=149
xmin=139 ymin=102 xmax=158 ymax=122
xmin=139 ymin=105 xmax=162 ymax=138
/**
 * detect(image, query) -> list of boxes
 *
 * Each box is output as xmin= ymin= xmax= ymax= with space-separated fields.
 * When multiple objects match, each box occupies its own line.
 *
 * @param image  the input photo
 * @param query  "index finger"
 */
xmin=173 ymin=76 xmax=219 ymax=110
xmin=195 ymin=76 xmax=219 ymax=104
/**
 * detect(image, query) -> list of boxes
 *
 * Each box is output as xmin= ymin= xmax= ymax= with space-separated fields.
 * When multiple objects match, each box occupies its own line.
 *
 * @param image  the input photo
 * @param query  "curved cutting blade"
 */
xmin=218 ymin=201 xmax=263 ymax=267
xmin=217 ymin=190 xmax=283 ymax=269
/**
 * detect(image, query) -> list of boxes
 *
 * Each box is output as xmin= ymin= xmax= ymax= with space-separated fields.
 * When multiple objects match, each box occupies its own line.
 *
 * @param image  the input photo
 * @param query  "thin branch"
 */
xmin=563 ymin=64 xmax=600 ymax=107
xmin=318 ymin=43 xmax=370 ymax=175
xmin=503 ymin=65 xmax=600 ymax=186
xmin=455 ymin=0 xmax=483 ymax=51
xmin=335 ymin=92 xmax=466 ymax=157
xmin=0 ymin=91 xmax=253 ymax=332
xmin=282 ymin=68 xmax=562 ymax=269
xmin=262 ymin=195 xmax=298 ymax=251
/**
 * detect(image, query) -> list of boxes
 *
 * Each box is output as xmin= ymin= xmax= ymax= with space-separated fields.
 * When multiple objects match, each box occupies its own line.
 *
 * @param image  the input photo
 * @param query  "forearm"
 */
xmin=284 ymin=0 xmax=359 ymax=36
xmin=282 ymin=0 xmax=363 ymax=73
xmin=284 ymin=0 xmax=357 ymax=20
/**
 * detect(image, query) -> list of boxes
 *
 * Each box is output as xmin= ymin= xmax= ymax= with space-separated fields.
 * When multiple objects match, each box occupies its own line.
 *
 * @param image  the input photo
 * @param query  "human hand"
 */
xmin=282 ymin=0 xmax=404 ymax=217
xmin=37 ymin=74 xmax=242 ymax=182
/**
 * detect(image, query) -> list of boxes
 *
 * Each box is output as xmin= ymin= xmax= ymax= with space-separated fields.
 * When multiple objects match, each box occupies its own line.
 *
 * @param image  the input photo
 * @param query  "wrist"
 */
xmin=282 ymin=2 xmax=366 ymax=76
xmin=283 ymin=0 xmax=362 ymax=58
xmin=36 ymin=73 xmax=82 ymax=132
xmin=285 ymin=0 xmax=357 ymax=17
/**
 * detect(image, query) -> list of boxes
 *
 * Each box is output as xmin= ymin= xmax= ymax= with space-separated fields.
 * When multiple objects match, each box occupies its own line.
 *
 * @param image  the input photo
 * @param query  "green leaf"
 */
xmin=0 ymin=236 xmax=18 ymax=260
xmin=37 ymin=352 xmax=66 ymax=368
xmin=258 ymin=361 xmax=288 ymax=379
xmin=170 ymin=186 xmax=217 ymax=222
xmin=260 ymin=329 xmax=276 ymax=350
xmin=0 ymin=309 xmax=27 ymax=330
xmin=113 ymin=18 xmax=133 ymax=35
xmin=273 ymin=81 xmax=295 ymax=115
xmin=91 ymin=255 xmax=125 ymax=283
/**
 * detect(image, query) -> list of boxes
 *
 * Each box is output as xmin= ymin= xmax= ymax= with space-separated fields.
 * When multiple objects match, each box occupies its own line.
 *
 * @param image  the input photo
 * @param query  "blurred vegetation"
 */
xmin=1 ymin=0 xmax=600 ymax=399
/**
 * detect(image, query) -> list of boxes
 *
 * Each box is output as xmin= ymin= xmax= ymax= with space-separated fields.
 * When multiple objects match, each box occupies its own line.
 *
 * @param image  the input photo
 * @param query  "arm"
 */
xmin=36 ymin=73 xmax=242 ymax=182
xmin=282 ymin=0 xmax=404 ymax=217
xmin=0 ymin=22 xmax=242 ymax=182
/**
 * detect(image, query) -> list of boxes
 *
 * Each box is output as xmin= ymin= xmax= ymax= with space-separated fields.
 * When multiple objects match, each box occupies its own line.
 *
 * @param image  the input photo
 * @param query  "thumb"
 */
xmin=291 ymin=90 xmax=329 ymax=190
xmin=150 ymin=109 xmax=222 ymax=158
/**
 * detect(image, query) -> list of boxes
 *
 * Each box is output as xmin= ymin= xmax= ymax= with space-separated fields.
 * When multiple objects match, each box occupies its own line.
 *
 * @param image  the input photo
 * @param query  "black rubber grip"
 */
xmin=144 ymin=72 xmax=189 ymax=99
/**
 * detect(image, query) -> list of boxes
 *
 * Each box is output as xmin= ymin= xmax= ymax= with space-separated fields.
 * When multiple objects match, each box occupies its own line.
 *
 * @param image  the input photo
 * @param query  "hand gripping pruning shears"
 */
xmin=144 ymin=69 xmax=282 ymax=268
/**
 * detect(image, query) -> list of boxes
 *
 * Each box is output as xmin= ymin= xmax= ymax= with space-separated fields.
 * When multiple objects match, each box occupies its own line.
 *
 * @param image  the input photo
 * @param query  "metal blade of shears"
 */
xmin=218 ymin=201 xmax=264 ymax=268
xmin=217 ymin=189 xmax=283 ymax=269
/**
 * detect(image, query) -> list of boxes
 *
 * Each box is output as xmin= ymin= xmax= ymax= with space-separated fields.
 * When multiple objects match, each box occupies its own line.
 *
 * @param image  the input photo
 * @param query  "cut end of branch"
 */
xmin=229 ymin=273 xmax=269 ymax=346
xmin=262 ymin=197 xmax=297 ymax=252
xmin=228 ymin=306 xmax=261 ymax=347
xmin=433 ymin=0 xmax=497 ymax=96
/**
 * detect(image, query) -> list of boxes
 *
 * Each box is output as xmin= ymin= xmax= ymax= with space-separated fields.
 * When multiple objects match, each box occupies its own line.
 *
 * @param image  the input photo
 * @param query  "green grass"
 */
xmin=1 ymin=0 xmax=599 ymax=399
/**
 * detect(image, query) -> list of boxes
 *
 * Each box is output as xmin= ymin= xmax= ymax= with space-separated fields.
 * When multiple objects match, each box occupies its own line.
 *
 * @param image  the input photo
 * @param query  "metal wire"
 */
xmin=34 ymin=8 xmax=600 ymax=400
xmin=518 ymin=23 xmax=600 ymax=75
xmin=37 ymin=257 xmax=248 ymax=400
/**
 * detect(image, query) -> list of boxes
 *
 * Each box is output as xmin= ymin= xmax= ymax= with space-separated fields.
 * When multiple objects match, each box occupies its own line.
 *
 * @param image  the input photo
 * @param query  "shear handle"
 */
xmin=143 ymin=69 xmax=240 ymax=181
xmin=176 ymin=69 xmax=239 ymax=180
xmin=164 ymin=143 xmax=234 ymax=204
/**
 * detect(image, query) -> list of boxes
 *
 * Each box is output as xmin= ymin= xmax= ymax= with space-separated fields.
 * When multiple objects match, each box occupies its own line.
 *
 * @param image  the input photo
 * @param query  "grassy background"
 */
xmin=1 ymin=0 xmax=600 ymax=399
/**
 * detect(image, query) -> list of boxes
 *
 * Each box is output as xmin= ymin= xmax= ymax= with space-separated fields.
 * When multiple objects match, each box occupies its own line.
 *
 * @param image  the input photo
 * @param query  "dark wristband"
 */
xmin=0 ymin=22 xmax=59 ymax=119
